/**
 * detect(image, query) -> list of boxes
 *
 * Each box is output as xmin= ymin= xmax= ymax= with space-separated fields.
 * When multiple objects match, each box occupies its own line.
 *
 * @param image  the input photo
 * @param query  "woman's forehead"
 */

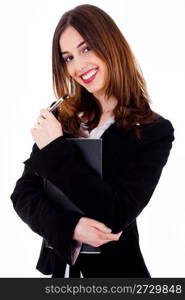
xmin=59 ymin=26 xmax=85 ymax=53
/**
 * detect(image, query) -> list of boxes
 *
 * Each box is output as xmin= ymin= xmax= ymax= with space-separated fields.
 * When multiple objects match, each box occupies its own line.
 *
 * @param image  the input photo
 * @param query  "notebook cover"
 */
xmin=67 ymin=139 xmax=102 ymax=254
xmin=44 ymin=138 xmax=102 ymax=262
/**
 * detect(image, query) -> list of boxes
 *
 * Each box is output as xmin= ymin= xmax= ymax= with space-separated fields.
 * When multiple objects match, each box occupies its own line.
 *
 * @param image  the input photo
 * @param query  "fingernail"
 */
xmin=106 ymin=228 xmax=112 ymax=233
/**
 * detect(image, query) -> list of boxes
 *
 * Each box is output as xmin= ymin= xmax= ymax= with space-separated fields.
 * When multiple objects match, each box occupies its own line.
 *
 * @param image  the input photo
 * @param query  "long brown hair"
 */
xmin=52 ymin=4 xmax=159 ymax=138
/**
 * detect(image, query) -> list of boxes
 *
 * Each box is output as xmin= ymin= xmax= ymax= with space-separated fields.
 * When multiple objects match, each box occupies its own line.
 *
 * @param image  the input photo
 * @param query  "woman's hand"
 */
xmin=31 ymin=108 xmax=63 ymax=150
xmin=73 ymin=217 xmax=122 ymax=247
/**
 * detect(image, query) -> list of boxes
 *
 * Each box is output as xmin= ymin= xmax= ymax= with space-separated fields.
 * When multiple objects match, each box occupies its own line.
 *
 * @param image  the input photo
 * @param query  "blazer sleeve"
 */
xmin=23 ymin=118 xmax=175 ymax=233
xmin=10 ymin=145 xmax=86 ymax=264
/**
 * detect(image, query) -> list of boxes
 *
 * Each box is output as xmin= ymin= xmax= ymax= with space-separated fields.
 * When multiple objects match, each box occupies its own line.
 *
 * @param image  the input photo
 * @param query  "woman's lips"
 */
xmin=80 ymin=68 xmax=98 ymax=84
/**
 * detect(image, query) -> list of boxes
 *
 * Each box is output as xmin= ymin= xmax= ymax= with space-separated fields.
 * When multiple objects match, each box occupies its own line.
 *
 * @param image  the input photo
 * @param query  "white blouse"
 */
xmin=80 ymin=116 xmax=115 ymax=139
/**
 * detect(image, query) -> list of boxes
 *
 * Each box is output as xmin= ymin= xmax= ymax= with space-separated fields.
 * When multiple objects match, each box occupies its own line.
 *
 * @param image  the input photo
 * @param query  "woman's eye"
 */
xmin=63 ymin=47 xmax=91 ymax=63
xmin=64 ymin=56 xmax=73 ymax=63
xmin=83 ymin=46 xmax=91 ymax=53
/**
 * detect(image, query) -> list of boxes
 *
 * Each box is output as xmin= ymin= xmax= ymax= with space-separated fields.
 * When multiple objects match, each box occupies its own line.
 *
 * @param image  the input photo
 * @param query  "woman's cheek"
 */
xmin=66 ymin=64 xmax=75 ymax=78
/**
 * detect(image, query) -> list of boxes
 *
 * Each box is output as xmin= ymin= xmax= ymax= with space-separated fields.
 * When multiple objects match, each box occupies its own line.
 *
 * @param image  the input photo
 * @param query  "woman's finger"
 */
xmin=88 ymin=219 xmax=112 ymax=233
xmin=40 ymin=108 xmax=56 ymax=120
xmin=104 ymin=233 xmax=121 ymax=241
xmin=37 ymin=115 xmax=47 ymax=125
xmin=117 ymin=231 xmax=123 ymax=238
xmin=32 ymin=123 xmax=40 ymax=130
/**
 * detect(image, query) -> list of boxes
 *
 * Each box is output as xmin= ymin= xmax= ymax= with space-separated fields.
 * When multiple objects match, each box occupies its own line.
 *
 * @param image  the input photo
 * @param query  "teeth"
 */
xmin=82 ymin=69 xmax=97 ymax=80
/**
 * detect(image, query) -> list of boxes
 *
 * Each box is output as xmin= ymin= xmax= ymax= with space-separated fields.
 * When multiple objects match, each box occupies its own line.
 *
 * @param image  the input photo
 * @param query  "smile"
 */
xmin=80 ymin=68 xmax=98 ymax=84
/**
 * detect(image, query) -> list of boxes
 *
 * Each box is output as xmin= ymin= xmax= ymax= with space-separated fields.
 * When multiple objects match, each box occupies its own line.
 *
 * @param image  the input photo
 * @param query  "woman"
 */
xmin=11 ymin=4 xmax=174 ymax=277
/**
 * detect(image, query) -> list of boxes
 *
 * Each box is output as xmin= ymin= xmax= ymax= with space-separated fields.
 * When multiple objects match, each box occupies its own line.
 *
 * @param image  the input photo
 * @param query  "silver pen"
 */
xmin=48 ymin=94 xmax=70 ymax=112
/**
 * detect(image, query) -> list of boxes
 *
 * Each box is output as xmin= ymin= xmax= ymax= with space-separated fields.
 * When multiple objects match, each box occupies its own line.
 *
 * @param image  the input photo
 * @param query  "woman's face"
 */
xmin=59 ymin=26 xmax=108 ymax=98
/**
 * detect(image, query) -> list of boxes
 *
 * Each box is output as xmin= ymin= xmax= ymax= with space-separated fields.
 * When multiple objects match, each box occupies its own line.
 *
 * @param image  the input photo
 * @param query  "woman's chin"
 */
xmin=86 ymin=87 xmax=104 ymax=96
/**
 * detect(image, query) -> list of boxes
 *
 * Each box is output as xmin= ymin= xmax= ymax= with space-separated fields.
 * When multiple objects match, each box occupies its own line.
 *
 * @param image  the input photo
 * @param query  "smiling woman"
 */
xmin=10 ymin=4 xmax=174 ymax=278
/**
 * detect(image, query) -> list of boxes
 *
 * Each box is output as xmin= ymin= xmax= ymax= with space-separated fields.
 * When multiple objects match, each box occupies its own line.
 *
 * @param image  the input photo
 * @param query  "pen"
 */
xmin=48 ymin=94 xmax=70 ymax=112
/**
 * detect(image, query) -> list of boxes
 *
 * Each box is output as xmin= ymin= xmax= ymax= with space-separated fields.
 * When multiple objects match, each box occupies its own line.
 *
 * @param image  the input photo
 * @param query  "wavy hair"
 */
xmin=52 ymin=4 xmax=159 ymax=138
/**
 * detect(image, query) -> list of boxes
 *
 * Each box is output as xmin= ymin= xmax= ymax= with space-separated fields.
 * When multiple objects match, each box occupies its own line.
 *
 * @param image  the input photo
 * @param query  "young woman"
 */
xmin=11 ymin=4 xmax=174 ymax=278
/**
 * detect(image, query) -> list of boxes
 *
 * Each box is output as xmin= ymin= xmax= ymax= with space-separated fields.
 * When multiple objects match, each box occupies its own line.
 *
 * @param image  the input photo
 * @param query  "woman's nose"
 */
xmin=73 ymin=58 xmax=89 ymax=76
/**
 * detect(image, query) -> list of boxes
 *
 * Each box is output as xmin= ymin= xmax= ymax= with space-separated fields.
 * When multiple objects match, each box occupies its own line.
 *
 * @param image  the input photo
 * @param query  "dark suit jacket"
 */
xmin=10 ymin=115 xmax=174 ymax=276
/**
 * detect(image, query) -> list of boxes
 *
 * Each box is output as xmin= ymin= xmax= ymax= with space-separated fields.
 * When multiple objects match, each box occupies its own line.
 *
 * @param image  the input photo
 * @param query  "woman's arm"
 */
xmin=10 ymin=164 xmax=84 ymax=264
xmin=11 ymin=162 xmax=121 ymax=264
xmin=24 ymin=117 xmax=174 ymax=233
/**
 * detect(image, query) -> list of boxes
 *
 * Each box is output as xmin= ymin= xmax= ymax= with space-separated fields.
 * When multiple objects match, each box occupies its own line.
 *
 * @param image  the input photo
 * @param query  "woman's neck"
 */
xmin=94 ymin=94 xmax=118 ymax=127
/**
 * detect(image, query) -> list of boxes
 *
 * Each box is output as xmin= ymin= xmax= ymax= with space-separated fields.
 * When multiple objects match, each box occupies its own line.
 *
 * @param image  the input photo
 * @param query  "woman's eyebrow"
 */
xmin=61 ymin=41 xmax=86 ymax=55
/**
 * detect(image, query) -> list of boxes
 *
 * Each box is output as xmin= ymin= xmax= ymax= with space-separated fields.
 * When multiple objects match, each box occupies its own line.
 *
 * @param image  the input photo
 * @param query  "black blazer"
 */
xmin=10 ymin=116 xmax=174 ymax=276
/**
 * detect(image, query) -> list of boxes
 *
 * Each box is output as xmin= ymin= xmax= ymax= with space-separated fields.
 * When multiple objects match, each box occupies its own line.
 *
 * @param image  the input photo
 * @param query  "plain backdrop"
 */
xmin=1 ymin=0 xmax=185 ymax=277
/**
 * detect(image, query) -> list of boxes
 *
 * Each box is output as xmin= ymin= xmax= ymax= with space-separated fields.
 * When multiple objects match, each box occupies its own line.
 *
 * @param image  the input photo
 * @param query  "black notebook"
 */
xmin=44 ymin=138 xmax=102 ymax=264
xmin=67 ymin=138 xmax=102 ymax=255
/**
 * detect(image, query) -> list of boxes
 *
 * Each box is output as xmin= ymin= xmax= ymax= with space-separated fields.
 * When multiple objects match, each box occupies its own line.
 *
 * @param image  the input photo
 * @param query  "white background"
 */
xmin=1 ymin=0 xmax=185 ymax=277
